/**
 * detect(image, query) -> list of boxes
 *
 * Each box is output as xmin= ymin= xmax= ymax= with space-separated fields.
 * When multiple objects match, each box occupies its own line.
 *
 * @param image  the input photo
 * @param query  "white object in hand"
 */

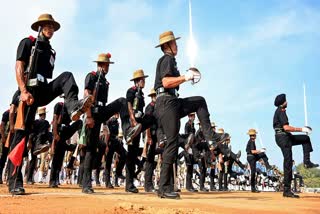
xmin=302 ymin=126 xmax=312 ymax=134
xmin=260 ymin=148 xmax=266 ymax=153
xmin=184 ymin=69 xmax=195 ymax=81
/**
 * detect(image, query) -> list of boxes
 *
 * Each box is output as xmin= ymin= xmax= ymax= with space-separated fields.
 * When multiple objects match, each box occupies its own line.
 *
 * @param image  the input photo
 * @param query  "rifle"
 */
xmin=141 ymin=129 xmax=152 ymax=158
xmin=15 ymin=26 xmax=42 ymax=130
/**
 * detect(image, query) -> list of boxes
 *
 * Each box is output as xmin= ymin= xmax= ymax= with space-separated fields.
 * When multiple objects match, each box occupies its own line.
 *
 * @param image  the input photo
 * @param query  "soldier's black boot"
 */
xmin=125 ymin=124 xmax=142 ymax=145
xmin=70 ymin=95 xmax=94 ymax=121
xmin=283 ymin=187 xmax=299 ymax=198
xmin=304 ymin=153 xmax=319 ymax=168
xmin=33 ymin=141 xmax=50 ymax=156
xmin=218 ymin=172 xmax=223 ymax=191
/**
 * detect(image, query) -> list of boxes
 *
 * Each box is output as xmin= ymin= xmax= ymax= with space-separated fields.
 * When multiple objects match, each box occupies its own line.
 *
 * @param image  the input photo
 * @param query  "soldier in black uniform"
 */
xmin=143 ymin=88 xmax=166 ymax=192
xmin=82 ymin=53 xmax=141 ymax=194
xmin=154 ymin=31 xmax=228 ymax=199
xmin=49 ymin=102 xmax=82 ymax=187
xmin=0 ymin=109 xmax=10 ymax=184
xmin=246 ymin=128 xmax=271 ymax=193
xmin=273 ymin=93 xmax=318 ymax=198
xmin=0 ymin=91 xmax=20 ymax=184
xmin=8 ymin=14 xmax=93 ymax=195
xmin=103 ymin=113 xmax=127 ymax=188
xmin=26 ymin=107 xmax=52 ymax=184
xmin=125 ymin=69 xmax=156 ymax=193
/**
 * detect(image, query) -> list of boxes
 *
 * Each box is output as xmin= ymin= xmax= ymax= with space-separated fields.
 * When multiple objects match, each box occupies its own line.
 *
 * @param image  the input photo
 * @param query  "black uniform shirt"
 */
xmin=107 ymin=117 xmax=119 ymax=139
xmin=154 ymin=54 xmax=180 ymax=91
xmin=33 ymin=119 xmax=50 ymax=134
xmin=54 ymin=102 xmax=71 ymax=125
xmin=195 ymin=128 xmax=205 ymax=143
xmin=126 ymin=86 xmax=145 ymax=113
xmin=185 ymin=121 xmax=195 ymax=135
xmin=1 ymin=110 xmax=9 ymax=124
xmin=273 ymin=107 xmax=289 ymax=129
xmin=145 ymin=101 xmax=157 ymax=132
xmin=16 ymin=36 xmax=55 ymax=78
xmin=85 ymin=71 xmax=109 ymax=104
xmin=246 ymin=139 xmax=256 ymax=155
xmin=11 ymin=90 xmax=20 ymax=107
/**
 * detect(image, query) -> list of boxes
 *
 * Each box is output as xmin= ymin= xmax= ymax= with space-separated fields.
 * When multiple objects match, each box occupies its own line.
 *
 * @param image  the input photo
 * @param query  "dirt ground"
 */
xmin=0 ymin=184 xmax=319 ymax=214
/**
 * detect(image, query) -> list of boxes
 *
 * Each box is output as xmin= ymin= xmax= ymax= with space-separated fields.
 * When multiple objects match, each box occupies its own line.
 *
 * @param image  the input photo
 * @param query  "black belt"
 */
xmin=274 ymin=128 xmax=286 ymax=135
xmin=156 ymin=87 xmax=179 ymax=98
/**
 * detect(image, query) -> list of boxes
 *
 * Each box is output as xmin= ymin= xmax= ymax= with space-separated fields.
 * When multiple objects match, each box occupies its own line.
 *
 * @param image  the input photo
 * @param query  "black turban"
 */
xmin=274 ymin=94 xmax=286 ymax=107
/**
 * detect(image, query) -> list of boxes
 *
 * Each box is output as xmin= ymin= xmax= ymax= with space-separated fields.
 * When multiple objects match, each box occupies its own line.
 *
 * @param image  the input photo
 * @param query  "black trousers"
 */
xmin=144 ymin=134 xmax=158 ymax=191
xmin=49 ymin=121 xmax=81 ymax=186
xmin=82 ymin=98 xmax=132 ymax=190
xmin=125 ymin=114 xmax=154 ymax=190
xmin=26 ymin=145 xmax=37 ymax=183
xmin=94 ymin=140 xmax=107 ymax=185
xmin=7 ymin=72 xmax=80 ymax=190
xmin=156 ymin=95 xmax=218 ymax=194
xmin=275 ymin=133 xmax=313 ymax=189
xmin=247 ymin=153 xmax=269 ymax=189
xmin=0 ymin=145 xmax=9 ymax=181
xmin=104 ymin=137 xmax=126 ymax=186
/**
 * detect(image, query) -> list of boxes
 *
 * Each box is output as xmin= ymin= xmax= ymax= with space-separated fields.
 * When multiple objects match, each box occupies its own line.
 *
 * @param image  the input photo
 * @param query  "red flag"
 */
xmin=8 ymin=137 xmax=26 ymax=175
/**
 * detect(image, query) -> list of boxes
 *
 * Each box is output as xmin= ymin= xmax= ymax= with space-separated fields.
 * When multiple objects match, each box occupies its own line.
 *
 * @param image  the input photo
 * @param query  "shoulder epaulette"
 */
xmin=131 ymin=86 xmax=137 ymax=90
xmin=28 ymin=35 xmax=36 ymax=42
xmin=91 ymin=71 xmax=97 ymax=76
xmin=150 ymin=101 xmax=155 ymax=106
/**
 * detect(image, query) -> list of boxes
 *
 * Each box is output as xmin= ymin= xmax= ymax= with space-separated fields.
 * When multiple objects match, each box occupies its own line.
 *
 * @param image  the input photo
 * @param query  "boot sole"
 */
xmin=126 ymin=124 xmax=142 ymax=145
xmin=71 ymin=96 xmax=93 ymax=121
xmin=33 ymin=145 xmax=50 ymax=156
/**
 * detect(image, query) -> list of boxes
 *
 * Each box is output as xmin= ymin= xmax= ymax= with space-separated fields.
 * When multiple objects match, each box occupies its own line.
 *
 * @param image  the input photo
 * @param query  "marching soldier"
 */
xmin=81 ymin=53 xmax=141 ymax=194
xmin=273 ymin=93 xmax=318 ymax=198
xmin=104 ymin=113 xmax=127 ymax=188
xmin=49 ymin=102 xmax=82 ymax=187
xmin=8 ymin=13 xmax=93 ymax=195
xmin=246 ymin=128 xmax=271 ymax=193
xmin=26 ymin=107 xmax=52 ymax=184
xmin=0 ymin=109 xmax=10 ymax=184
xmin=125 ymin=69 xmax=156 ymax=193
xmin=154 ymin=31 xmax=228 ymax=199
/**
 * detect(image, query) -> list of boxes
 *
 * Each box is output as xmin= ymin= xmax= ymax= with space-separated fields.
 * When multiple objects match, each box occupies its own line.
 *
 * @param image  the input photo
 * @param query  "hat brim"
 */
xmin=93 ymin=60 xmax=114 ymax=64
xmin=155 ymin=37 xmax=180 ymax=48
xmin=31 ymin=20 xmax=60 ymax=32
xmin=130 ymin=75 xmax=149 ymax=81
xmin=148 ymin=93 xmax=156 ymax=97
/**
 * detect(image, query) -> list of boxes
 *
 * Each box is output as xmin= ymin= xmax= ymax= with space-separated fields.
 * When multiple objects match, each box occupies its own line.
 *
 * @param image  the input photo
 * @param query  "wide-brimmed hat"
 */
xmin=37 ymin=107 xmax=48 ymax=115
xmin=93 ymin=53 xmax=114 ymax=64
xmin=247 ymin=129 xmax=257 ymax=135
xmin=155 ymin=31 xmax=180 ymax=48
xmin=130 ymin=69 xmax=149 ymax=81
xmin=31 ymin=13 xmax=60 ymax=32
xmin=148 ymin=88 xmax=156 ymax=97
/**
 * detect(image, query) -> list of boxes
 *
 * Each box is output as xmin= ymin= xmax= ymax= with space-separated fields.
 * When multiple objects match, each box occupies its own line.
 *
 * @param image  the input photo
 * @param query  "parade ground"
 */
xmin=0 ymin=184 xmax=319 ymax=214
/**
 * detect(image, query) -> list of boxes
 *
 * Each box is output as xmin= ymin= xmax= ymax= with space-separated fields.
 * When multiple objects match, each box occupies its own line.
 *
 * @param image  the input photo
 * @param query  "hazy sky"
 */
xmin=0 ymin=0 xmax=319 ymax=169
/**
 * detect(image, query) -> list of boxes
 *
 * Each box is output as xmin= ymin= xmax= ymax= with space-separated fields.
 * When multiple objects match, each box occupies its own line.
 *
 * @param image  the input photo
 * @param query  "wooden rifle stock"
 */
xmin=14 ymin=100 xmax=26 ymax=130
xmin=4 ymin=132 xmax=12 ymax=148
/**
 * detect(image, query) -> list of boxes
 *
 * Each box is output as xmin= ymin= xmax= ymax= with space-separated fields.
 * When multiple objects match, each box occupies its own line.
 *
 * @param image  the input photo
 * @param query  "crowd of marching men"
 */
xmin=0 ymin=107 xmax=305 ymax=194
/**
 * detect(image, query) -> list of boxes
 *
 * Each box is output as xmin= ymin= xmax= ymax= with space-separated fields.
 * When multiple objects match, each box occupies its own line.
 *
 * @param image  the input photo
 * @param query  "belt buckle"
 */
xmin=37 ymin=74 xmax=45 ymax=83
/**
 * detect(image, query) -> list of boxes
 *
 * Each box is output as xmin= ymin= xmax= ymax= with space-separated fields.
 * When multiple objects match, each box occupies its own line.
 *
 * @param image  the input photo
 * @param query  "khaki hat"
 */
xmin=211 ymin=122 xmax=217 ymax=128
xmin=217 ymin=128 xmax=224 ymax=134
xmin=37 ymin=106 xmax=47 ymax=115
xmin=188 ymin=112 xmax=196 ymax=116
xmin=130 ymin=69 xmax=149 ymax=81
xmin=247 ymin=129 xmax=257 ymax=135
xmin=31 ymin=13 xmax=60 ymax=32
xmin=93 ymin=53 xmax=114 ymax=64
xmin=148 ymin=88 xmax=156 ymax=97
xmin=155 ymin=31 xmax=180 ymax=48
